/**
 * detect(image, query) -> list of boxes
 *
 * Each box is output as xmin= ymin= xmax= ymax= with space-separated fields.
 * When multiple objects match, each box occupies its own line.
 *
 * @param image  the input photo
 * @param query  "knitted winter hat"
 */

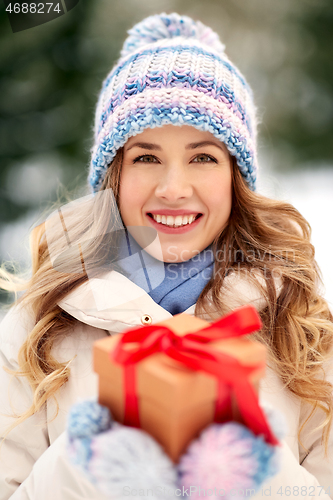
xmin=89 ymin=13 xmax=258 ymax=193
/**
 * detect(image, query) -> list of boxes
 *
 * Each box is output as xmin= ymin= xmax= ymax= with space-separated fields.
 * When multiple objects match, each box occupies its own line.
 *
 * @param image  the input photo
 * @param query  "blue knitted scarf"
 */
xmin=116 ymin=230 xmax=214 ymax=315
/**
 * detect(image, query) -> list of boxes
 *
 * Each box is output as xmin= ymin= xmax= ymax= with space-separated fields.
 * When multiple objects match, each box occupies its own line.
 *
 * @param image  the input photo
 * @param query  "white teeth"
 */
xmin=151 ymin=213 xmax=199 ymax=227
xmin=174 ymin=216 xmax=183 ymax=226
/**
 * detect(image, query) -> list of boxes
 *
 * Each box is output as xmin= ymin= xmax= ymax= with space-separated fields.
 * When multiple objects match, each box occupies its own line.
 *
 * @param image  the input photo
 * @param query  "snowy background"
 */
xmin=258 ymin=167 xmax=333 ymax=312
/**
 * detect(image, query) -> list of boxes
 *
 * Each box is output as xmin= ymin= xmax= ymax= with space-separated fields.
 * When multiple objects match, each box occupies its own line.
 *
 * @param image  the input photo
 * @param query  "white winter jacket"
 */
xmin=0 ymin=270 xmax=332 ymax=500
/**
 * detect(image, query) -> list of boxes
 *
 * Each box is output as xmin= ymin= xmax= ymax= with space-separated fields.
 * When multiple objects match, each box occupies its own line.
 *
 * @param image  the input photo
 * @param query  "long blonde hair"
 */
xmin=1 ymin=149 xmax=333 ymax=457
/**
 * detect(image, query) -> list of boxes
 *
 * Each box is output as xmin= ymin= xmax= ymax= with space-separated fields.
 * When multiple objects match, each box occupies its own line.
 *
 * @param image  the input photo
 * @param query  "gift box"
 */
xmin=93 ymin=306 xmax=278 ymax=462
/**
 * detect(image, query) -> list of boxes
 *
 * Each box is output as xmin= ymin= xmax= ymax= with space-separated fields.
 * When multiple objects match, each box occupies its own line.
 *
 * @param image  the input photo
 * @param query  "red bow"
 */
xmin=110 ymin=305 xmax=278 ymax=446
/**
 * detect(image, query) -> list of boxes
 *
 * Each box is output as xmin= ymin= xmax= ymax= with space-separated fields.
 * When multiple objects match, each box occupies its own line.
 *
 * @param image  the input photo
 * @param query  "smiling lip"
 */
xmin=146 ymin=213 xmax=203 ymax=234
xmin=148 ymin=209 xmax=201 ymax=216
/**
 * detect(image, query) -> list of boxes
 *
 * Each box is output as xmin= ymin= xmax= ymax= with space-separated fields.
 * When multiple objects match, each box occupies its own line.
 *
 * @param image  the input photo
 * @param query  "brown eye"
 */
xmin=193 ymin=154 xmax=216 ymax=163
xmin=133 ymin=155 xmax=158 ymax=163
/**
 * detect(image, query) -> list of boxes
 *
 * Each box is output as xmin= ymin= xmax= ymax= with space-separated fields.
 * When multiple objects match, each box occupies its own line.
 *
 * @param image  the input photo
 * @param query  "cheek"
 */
xmin=119 ymin=173 xmax=133 ymax=220
xmin=205 ymin=171 xmax=233 ymax=219
xmin=119 ymin=171 xmax=146 ymax=221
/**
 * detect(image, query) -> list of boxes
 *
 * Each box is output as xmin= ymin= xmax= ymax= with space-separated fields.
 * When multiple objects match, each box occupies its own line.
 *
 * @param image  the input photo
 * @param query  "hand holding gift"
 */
xmin=66 ymin=306 xmax=285 ymax=499
xmin=66 ymin=400 xmax=285 ymax=499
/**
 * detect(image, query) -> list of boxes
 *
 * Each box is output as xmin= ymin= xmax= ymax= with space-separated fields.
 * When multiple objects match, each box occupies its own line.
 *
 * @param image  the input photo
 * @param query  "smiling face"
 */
xmin=119 ymin=124 xmax=233 ymax=262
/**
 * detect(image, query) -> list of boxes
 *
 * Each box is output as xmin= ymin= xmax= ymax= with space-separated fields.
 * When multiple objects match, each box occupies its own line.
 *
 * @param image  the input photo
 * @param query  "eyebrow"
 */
xmin=125 ymin=140 xmax=226 ymax=153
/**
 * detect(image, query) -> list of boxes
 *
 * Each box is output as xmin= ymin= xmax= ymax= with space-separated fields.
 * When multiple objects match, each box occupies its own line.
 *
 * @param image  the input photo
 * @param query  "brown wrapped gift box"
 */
xmin=93 ymin=312 xmax=267 ymax=462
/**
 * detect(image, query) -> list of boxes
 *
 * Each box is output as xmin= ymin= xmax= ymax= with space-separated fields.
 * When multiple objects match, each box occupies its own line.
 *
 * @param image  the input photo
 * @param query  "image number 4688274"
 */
xmin=4 ymin=0 xmax=81 ymax=33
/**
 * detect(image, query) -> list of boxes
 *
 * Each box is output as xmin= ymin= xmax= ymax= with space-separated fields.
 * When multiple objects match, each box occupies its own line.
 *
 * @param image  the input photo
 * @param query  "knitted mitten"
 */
xmin=66 ymin=400 xmax=285 ymax=499
xmin=178 ymin=403 xmax=286 ymax=499
xmin=66 ymin=399 xmax=178 ymax=498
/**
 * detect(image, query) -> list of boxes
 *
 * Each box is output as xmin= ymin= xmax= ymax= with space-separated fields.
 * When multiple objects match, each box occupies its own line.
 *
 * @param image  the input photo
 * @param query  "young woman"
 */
xmin=0 ymin=12 xmax=332 ymax=500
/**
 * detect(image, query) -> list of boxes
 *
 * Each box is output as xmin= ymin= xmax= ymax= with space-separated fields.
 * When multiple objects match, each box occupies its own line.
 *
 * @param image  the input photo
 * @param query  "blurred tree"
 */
xmin=0 ymin=0 xmax=119 ymax=228
xmin=276 ymin=1 xmax=333 ymax=164
xmin=266 ymin=0 xmax=333 ymax=168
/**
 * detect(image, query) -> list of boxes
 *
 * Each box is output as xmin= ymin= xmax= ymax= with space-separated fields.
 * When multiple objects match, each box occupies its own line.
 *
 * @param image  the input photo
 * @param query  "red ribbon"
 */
xmin=110 ymin=305 xmax=279 ymax=446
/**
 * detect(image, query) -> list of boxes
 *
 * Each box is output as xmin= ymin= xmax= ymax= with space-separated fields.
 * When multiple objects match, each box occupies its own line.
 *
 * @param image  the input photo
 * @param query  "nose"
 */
xmin=154 ymin=163 xmax=193 ymax=202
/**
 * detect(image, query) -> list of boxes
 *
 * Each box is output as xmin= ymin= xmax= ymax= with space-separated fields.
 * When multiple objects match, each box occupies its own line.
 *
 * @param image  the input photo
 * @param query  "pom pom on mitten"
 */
xmin=88 ymin=424 xmax=177 ymax=498
xmin=67 ymin=399 xmax=113 ymax=439
xmin=178 ymin=404 xmax=286 ymax=500
xmin=178 ymin=422 xmax=279 ymax=500
xmin=66 ymin=400 xmax=177 ymax=499
xmin=67 ymin=399 xmax=113 ymax=473
xmin=67 ymin=400 xmax=285 ymax=499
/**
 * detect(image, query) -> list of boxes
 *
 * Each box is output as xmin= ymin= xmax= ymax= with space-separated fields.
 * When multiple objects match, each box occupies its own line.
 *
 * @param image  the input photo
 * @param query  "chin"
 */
xmin=164 ymin=248 xmax=201 ymax=263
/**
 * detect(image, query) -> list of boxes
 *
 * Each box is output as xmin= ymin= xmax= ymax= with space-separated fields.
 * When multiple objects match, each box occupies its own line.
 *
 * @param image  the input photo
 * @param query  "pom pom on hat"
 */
xmin=120 ymin=12 xmax=226 ymax=58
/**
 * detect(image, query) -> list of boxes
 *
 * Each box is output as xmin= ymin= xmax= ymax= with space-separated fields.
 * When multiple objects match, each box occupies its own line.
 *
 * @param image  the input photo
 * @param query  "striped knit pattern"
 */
xmin=89 ymin=13 xmax=258 ymax=193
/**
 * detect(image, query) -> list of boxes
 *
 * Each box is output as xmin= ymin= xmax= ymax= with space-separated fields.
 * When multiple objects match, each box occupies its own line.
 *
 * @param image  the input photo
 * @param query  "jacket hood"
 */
xmin=58 ymin=269 xmax=283 ymax=332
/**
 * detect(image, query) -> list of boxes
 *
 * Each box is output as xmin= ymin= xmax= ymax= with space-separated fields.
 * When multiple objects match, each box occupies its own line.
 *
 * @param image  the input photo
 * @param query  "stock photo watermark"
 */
xmin=4 ymin=0 xmax=81 ymax=32
xmin=42 ymin=188 xmax=291 ymax=313
xmin=122 ymin=485 xmax=332 ymax=497
xmin=166 ymin=245 xmax=295 ymax=265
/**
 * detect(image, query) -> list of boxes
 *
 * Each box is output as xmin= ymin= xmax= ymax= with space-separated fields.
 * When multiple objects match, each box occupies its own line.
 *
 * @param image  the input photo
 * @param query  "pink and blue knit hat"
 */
xmin=89 ymin=13 xmax=258 ymax=193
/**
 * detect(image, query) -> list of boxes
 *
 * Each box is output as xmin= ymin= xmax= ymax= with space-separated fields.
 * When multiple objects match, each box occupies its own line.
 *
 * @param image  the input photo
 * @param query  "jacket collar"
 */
xmin=58 ymin=269 xmax=283 ymax=334
xmin=59 ymin=271 xmax=178 ymax=333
